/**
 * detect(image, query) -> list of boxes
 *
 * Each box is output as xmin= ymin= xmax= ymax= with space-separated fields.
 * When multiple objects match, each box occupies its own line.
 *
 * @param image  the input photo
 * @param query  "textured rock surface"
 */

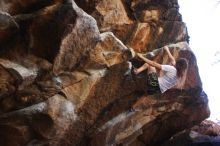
xmin=90 ymin=42 xmax=209 ymax=146
xmin=161 ymin=120 xmax=220 ymax=146
xmin=0 ymin=0 xmax=209 ymax=146
xmin=0 ymin=0 xmax=64 ymax=15
xmin=75 ymin=0 xmax=188 ymax=52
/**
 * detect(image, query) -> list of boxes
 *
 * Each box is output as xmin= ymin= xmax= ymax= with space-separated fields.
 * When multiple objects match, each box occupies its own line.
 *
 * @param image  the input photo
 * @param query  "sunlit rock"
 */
xmin=140 ymin=10 xmax=160 ymax=22
xmin=92 ymin=0 xmax=133 ymax=29
xmin=88 ymin=32 xmax=134 ymax=68
xmin=126 ymin=23 xmax=151 ymax=52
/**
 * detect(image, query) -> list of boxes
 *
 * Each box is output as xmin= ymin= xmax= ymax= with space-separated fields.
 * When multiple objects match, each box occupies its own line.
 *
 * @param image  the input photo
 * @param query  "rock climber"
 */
xmin=133 ymin=46 xmax=188 ymax=95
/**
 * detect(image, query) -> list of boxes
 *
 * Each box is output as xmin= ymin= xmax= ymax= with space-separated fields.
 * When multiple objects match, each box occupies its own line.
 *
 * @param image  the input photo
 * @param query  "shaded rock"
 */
xmin=0 ymin=0 xmax=209 ymax=146
xmin=53 ymin=1 xmax=100 ymax=75
xmin=157 ymin=21 xmax=188 ymax=48
xmin=90 ymin=87 xmax=209 ymax=146
xmin=0 ymin=65 xmax=16 ymax=112
xmin=28 ymin=3 xmax=78 ymax=64
xmin=0 ymin=1 xmax=137 ymax=145
xmin=0 ymin=0 xmax=64 ymax=15
xmin=0 ymin=2 xmax=78 ymax=63
xmin=0 ymin=56 xmax=54 ymax=112
xmin=0 ymin=94 xmax=76 ymax=146
xmin=0 ymin=124 xmax=33 ymax=146
xmin=129 ymin=0 xmax=180 ymax=21
xmin=0 ymin=65 xmax=15 ymax=97
xmin=129 ymin=0 xmax=178 ymax=11
xmin=74 ymin=0 xmax=99 ymax=14
xmin=0 ymin=11 xmax=19 ymax=44
xmin=88 ymin=42 xmax=209 ymax=146
xmin=0 ymin=58 xmax=37 ymax=90
xmin=192 ymin=120 xmax=220 ymax=137
xmin=161 ymin=120 xmax=220 ymax=146
xmin=163 ymin=7 xmax=182 ymax=21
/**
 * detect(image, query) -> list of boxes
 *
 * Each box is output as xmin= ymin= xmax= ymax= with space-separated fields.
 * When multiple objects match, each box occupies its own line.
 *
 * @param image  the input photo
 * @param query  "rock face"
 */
xmin=0 ymin=0 xmax=209 ymax=146
xmin=75 ymin=0 xmax=188 ymax=52
xmin=161 ymin=120 xmax=220 ymax=146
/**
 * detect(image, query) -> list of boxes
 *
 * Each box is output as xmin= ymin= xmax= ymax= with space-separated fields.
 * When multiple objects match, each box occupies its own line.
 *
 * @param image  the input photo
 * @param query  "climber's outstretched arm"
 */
xmin=137 ymin=53 xmax=162 ymax=70
xmin=164 ymin=46 xmax=176 ymax=66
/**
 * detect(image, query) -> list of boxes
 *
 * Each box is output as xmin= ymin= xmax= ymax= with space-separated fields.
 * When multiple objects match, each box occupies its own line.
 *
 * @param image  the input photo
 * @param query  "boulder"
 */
xmin=161 ymin=120 xmax=220 ymax=146
xmin=75 ymin=0 xmax=188 ymax=51
xmin=0 ymin=0 xmax=209 ymax=146
xmin=89 ymin=43 xmax=210 ymax=146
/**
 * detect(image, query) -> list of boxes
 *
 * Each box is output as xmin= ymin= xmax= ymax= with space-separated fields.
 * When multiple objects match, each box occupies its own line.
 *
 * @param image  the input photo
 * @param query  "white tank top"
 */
xmin=158 ymin=65 xmax=177 ymax=93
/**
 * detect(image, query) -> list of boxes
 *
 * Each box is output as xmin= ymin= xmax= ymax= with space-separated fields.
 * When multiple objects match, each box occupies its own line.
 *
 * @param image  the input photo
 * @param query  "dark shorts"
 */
xmin=147 ymin=72 xmax=161 ymax=95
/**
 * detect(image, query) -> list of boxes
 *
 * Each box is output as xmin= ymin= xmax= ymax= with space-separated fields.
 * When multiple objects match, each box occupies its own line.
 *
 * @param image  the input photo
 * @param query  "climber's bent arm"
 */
xmin=164 ymin=46 xmax=176 ymax=65
xmin=137 ymin=53 xmax=162 ymax=70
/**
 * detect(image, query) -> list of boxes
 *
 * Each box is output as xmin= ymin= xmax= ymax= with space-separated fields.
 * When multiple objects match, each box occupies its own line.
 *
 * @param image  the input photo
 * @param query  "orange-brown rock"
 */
xmin=94 ymin=0 xmax=135 ymax=43
xmin=0 ymin=0 xmax=209 ymax=146
xmin=126 ymin=23 xmax=151 ymax=52
xmin=89 ymin=42 xmax=209 ymax=146
xmin=75 ymin=0 xmax=188 ymax=52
